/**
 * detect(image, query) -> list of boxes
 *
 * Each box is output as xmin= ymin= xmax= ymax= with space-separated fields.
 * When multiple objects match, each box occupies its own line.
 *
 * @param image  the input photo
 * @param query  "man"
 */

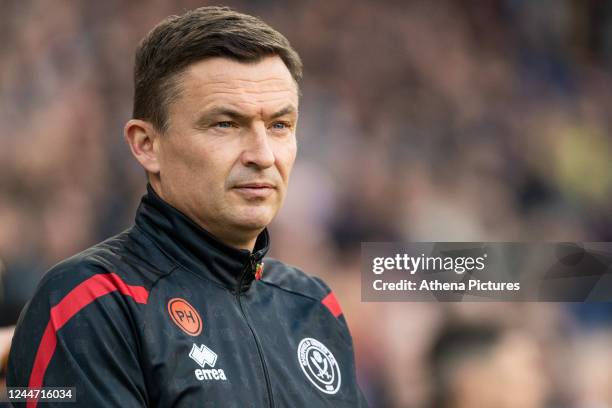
xmin=428 ymin=322 xmax=549 ymax=408
xmin=7 ymin=7 xmax=368 ymax=407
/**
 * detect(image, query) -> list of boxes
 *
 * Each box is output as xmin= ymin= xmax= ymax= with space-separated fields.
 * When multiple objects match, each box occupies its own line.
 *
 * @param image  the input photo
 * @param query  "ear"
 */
xmin=124 ymin=119 xmax=161 ymax=174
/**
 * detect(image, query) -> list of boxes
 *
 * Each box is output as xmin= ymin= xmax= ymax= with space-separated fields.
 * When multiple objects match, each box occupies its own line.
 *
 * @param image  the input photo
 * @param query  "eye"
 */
xmin=216 ymin=121 xmax=234 ymax=129
xmin=271 ymin=122 xmax=291 ymax=130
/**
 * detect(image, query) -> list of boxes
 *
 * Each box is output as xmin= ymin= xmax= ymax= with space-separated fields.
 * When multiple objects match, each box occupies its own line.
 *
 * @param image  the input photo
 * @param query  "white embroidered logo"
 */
xmin=189 ymin=343 xmax=218 ymax=368
xmin=297 ymin=337 xmax=341 ymax=394
xmin=189 ymin=343 xmax=227 ymax=381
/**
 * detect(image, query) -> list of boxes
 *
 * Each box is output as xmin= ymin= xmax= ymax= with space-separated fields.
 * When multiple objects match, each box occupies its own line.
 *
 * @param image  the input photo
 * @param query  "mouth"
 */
xmin=232 ymin=182 xmax=276 ymax=198
xmin=234 ymin=182 xmax=276 ymax=189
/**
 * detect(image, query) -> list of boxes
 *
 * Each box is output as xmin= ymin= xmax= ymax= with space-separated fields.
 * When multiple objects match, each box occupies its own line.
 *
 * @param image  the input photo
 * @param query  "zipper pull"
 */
xmin=254 ymin=262 xmax=264 ymax=281
xmin=249 ymin=254 xmax=264 ymax=280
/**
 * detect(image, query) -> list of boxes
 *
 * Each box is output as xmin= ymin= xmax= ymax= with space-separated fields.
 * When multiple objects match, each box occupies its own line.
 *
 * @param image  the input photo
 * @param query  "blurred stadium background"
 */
xmin=2 ymin=1 xmax=612 ymax=407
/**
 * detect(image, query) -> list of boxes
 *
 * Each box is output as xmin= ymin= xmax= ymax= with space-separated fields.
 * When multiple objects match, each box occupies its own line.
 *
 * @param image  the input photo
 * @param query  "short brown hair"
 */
xmin=132 ymin=6 xmax=302 ymax=132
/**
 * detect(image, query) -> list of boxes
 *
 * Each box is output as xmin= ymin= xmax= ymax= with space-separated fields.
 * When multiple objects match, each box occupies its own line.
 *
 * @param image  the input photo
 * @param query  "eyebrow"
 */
xmin=268 ymin=105 xmax=297 ymax=119
xmin=195 ymin=104 xmax=297 ymax=127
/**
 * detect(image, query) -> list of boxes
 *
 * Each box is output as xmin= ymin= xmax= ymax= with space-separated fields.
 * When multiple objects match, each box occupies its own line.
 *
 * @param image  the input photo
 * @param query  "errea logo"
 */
xmin=189 ymin=343 xmax=227 ymax=381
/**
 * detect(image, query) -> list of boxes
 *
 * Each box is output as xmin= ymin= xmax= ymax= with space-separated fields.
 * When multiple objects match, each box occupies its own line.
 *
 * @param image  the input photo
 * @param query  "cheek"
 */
xmin=275 ymin=139 xmax=297 ymax=180
xmin=162 ymin=137 xmax=232 ymax=185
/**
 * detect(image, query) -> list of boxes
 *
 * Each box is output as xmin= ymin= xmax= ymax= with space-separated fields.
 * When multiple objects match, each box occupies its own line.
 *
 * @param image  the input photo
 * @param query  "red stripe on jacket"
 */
xmin=321 ymin=292 xmax=342 ymax=318
xmin=27 ymin=273 xmax=149 ymax=408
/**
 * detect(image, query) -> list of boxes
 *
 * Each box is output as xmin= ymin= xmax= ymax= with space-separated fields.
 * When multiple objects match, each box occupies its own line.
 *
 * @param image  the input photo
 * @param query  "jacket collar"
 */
xmin=134 ymin=184 xmax=269 ymax=293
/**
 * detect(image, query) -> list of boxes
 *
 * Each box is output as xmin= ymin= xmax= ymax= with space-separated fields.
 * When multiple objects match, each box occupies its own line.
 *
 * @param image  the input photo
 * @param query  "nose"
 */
xmin=240 ymin=123 xmax=275 ymax=169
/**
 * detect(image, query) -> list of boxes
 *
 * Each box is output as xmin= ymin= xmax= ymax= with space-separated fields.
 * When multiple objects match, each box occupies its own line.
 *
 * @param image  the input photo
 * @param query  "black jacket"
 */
xmin=7 ymin=185 xmax=368 ymax=407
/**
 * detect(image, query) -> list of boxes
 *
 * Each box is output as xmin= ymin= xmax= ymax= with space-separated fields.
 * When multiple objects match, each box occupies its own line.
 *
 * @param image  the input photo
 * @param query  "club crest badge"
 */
xmin=297 ymin=337 xmax=341 ymax=395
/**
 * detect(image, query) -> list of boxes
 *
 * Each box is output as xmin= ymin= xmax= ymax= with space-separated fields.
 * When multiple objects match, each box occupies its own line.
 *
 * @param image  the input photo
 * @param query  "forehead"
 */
xmin=174 ymin=56 xmax=298 ymax=116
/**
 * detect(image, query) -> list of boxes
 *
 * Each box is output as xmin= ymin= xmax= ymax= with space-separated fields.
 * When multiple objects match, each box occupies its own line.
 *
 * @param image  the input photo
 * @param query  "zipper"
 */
xmin=236 ymin=253 xmax=275 ymax=408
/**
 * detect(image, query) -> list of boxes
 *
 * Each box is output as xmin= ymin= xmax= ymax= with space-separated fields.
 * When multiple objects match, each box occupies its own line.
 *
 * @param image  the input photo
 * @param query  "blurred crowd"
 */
xmin=2 ymin=0 xmax=612 ymax=407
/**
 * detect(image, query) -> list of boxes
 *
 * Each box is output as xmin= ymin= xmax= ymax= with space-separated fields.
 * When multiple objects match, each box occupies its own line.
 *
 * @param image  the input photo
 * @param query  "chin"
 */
xmin=231 ymin=206 xmax=275 ymax=230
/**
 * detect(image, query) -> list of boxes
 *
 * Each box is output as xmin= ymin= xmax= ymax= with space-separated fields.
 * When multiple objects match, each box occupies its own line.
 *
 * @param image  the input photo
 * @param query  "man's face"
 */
xmin=454 ymin=332 xmax=548 ymax=408
xmin=154 ymin=56 xmax=298 ymax=246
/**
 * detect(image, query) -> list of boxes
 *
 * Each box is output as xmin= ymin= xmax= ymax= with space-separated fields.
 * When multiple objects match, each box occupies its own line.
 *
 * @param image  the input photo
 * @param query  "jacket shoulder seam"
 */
xmin=258 ymin=280 xmax=322 ymax=303
xmin=132 ymin=224 xmax=180 ymax=272
xmin=132 ymin=224 xmax=230 ymax=292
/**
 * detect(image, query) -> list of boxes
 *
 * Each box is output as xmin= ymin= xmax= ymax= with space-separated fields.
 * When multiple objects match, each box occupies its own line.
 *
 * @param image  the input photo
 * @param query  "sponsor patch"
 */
xmin=168 ymin=298 xmax=202 ymax=336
